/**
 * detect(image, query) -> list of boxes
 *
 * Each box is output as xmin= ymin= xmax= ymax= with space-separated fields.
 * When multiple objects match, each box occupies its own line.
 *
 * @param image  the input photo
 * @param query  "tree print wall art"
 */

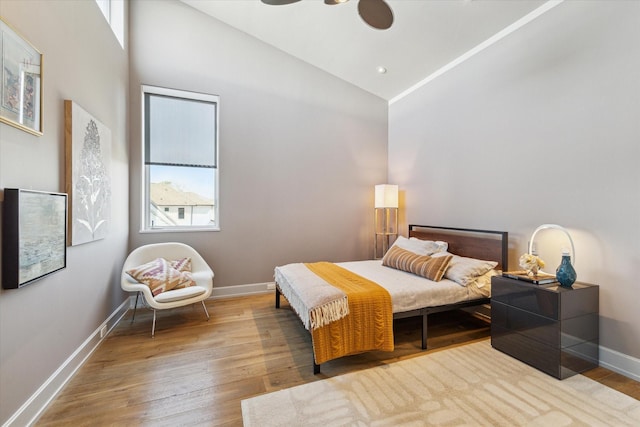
xmin=64 ymin=100 xmax=111 ymax=246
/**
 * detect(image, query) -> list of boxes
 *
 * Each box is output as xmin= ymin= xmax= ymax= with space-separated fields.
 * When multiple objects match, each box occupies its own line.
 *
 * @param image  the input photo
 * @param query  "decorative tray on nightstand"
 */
xmin=502 ymin=270 xmax=557 ymax=285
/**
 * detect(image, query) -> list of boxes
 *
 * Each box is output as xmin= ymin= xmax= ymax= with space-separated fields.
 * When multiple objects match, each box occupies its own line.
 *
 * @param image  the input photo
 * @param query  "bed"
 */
xmin=274 ymin=224 xmax=508 ymax=374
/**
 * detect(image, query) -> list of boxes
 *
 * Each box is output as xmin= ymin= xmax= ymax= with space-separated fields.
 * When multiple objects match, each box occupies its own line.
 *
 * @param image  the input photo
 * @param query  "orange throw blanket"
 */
xmin=305 ymin=262 xmax=394 ymax=365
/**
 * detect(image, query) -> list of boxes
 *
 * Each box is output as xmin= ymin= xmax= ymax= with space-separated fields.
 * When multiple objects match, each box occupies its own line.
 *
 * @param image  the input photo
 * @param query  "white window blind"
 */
xmin=144 ymin=94 xmax=217 ymax=168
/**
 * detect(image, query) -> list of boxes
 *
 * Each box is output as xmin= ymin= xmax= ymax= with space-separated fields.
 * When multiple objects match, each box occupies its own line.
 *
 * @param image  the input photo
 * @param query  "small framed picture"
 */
xmin=0 ymin=17 xmax=43 ymax=136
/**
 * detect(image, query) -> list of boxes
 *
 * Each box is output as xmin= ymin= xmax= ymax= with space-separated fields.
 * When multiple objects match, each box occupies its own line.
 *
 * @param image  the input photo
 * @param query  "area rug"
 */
xmin=241 ymin=340 xmax=640 ymax=426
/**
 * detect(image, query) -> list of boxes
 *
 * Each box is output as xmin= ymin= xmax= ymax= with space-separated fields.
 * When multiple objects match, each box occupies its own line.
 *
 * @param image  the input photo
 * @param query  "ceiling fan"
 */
xmin=260 ymin=0 xmax=394 ymax=30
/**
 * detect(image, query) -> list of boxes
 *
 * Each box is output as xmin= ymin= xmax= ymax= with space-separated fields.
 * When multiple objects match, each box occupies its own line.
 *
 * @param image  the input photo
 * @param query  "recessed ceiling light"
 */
xmin=377 ymin=66 xmax=387 ymax=74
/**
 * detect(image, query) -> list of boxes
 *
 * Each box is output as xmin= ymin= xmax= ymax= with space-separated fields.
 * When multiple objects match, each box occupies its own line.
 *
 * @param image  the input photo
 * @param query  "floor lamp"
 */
xmin=374 ymin=184 xmax=398 ymax=259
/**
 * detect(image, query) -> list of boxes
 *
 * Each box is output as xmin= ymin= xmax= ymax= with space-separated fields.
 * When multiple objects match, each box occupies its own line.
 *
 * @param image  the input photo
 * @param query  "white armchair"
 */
xmin=121 ymin=242 xmax=214 ymax=336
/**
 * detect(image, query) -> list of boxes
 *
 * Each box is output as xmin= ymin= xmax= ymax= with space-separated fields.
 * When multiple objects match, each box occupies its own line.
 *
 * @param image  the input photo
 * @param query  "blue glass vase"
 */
xmin=556 ymin=252 xmax=577 ymax=288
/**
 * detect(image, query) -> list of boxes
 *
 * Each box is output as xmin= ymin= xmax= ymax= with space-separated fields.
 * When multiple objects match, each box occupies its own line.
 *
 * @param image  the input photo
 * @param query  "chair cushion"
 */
xmin=126 ymin=258 xmax=195 ymax=296
xmin=154 ymin=286 xmax=207 ymax=303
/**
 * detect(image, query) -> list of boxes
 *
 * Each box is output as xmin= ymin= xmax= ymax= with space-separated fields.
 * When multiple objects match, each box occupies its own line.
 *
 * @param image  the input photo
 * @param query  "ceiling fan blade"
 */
xmin=358 ymin=0 xmax=393 ymax=30
xmin=324 ymin=0 xmax=349 ymax=4
xmin=261 ymin=0 xmax=301 ymax=5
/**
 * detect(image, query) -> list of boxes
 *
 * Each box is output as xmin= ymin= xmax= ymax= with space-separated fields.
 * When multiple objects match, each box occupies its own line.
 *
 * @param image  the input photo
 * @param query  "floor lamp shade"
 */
xmin=374 ymin=184 xmax=398 ymax=259
xmin=375 ymin=184 xmax=398 ymax=208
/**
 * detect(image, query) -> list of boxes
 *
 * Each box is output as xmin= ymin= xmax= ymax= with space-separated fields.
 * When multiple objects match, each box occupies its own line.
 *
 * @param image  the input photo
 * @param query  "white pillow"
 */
xmin=391 ymin=235 xmax=446 ymax=256
xmin=471 ymin=269 xmax=498 ymax=289
xmin=410 ymin=237 xmax=448 ymax=253
xmin=433 ymin=252 xmax=498 ymax=286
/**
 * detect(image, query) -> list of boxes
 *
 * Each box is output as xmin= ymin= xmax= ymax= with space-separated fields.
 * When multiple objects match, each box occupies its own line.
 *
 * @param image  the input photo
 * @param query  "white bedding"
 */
xmin=337 ymin=260 xmax=490 ymax=313
xmin=274 ymin=259 xmax=491 ymax=331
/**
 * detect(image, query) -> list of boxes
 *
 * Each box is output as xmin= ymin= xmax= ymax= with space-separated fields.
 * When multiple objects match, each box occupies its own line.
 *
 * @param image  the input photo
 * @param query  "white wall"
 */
xmin=0 ymin=1 xmax=129 ymax=424
xmin=128 ymin=0 xmax=388 ymax=287
xmin=389 ymin=0 xmax=640 ymax=367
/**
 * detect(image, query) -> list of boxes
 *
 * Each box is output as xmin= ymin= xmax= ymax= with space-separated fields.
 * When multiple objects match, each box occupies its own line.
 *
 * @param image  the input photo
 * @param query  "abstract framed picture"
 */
xmin=2 ymin=189 xmax=67 ymax=289
xmin=64 ymin=100 xmax=112 ymax=246
xmin=0 ymin=17 xmax=43 ymax=136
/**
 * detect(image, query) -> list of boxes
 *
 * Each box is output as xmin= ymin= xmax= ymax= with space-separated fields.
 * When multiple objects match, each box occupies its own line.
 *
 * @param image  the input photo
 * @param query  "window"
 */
xmin=94 ymin=0 xmax=125 ymax=48
xmin=142 ymin=85 xmax=219 ymax=231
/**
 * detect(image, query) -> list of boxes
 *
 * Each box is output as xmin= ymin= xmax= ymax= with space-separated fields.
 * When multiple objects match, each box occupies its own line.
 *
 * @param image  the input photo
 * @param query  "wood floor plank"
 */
xmin=35 ymin=293 xmax=640 ymax=426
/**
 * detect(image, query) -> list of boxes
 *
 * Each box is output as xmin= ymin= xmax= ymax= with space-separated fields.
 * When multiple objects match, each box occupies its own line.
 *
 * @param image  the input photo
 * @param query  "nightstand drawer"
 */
xmin=492 ymin=301 xmax=557 ymax=347
xmin=561 ymin=314 xmax=599 ymax=347
xmin=492 ymin=302 xmax=599 ymax=348
xmin=492 ymin=277 xmax=558 ymax=318
xmin=492 ymin=326 xmax=599 ymax=379
xmin=492 ymin=325 xmax=561 ymax=378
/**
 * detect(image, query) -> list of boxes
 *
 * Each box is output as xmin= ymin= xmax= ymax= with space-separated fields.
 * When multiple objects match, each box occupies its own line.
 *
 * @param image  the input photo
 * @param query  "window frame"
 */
xmin=140 ymin=85 xmax=220 ymax=233
xmin=96 ymin=0 xmax=110 ymax=23
xmin=94 ymin=0 xmax=125 ymax=48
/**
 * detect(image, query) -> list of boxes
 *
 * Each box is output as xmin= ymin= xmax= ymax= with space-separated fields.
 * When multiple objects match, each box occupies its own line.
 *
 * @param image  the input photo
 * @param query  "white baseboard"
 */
xmin=211 ymin=281 xmax=275 ymax=299
xmin=599 ymin=345 xmax=640 ymax=382
xmin=3 ymin=299 xmax=130 ymax=427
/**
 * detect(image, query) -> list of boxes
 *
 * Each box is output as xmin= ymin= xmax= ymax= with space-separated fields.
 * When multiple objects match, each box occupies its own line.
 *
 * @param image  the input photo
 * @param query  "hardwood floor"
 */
xmin=36 ymin=293 xmax=640 ymax=426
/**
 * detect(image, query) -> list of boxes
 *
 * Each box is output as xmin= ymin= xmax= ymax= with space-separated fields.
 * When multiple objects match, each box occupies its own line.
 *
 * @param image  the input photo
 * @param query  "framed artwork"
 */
xmin=64 ymin=100 xmax=112 ymax=246
xmin=0 ymin=17 xmax=43 ymax=136
xmin=2 ymin=189 xmax=67 ymax=289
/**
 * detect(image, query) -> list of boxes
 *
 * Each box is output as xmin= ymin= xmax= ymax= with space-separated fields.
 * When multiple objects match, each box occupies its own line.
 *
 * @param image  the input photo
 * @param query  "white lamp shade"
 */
xmin=375 ymin=184 xmax=398 ymax=208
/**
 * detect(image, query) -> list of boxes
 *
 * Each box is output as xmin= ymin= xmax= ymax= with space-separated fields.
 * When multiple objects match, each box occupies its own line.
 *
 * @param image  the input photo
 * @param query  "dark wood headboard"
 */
xmin=408 ymin=224 xmax=508 ymax=271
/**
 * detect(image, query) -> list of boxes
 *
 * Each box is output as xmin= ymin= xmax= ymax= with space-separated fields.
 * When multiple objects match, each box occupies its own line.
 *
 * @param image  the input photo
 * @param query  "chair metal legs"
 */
xmin=146 ymin=301 xmax=209 ymax=337
xmin=131 ymin=292 xmax=140 ymax=324
xmin=152 ymin=309 xmax=157 ymax=337
xmin=201 ymin=300 xmax=210 ymax=320
xmin=129 ymin=292 xmax=156 ymax=337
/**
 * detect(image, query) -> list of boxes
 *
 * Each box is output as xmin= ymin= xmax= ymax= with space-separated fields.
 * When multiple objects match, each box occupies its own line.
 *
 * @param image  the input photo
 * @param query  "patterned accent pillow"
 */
xmin=382 ymin=245 xmax=453 ymax=281
xmin=169 ymin=257 xmax=195 ymax=290
xmin=170 ymin=257 xmax=191 ymax=272
xmin=126 ymin=258 xmax=195 ymax=296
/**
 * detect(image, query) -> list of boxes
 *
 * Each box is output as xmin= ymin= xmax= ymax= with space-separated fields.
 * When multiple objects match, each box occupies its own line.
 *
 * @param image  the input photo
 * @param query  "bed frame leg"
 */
xmin=422 ymin=313 xmax=428 ymax=350
xmin=313 ymin=359 xmax=320 ymax=375
xmin=275 ymin=286 xmax=281 ymax=309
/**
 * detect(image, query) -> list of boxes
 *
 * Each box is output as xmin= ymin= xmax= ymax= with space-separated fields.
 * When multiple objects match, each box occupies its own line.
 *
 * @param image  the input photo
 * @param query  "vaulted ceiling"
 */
xmin=181 ymin=0 xmax=548 ymax=101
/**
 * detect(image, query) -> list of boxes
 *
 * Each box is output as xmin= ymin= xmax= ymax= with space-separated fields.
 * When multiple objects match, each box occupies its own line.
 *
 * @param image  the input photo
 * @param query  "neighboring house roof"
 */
xmin=150 ymin=182 xmax=214 ymax=206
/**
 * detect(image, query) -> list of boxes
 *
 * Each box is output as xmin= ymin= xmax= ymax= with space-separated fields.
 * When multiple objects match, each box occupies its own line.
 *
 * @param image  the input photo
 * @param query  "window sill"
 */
xmin=139 ymin=226 xmax=220 ymax=234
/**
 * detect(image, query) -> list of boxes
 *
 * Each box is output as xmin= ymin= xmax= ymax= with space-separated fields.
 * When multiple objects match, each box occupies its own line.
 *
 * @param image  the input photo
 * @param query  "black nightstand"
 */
xmin=491 ymin=275 xmax=599 ymax=379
